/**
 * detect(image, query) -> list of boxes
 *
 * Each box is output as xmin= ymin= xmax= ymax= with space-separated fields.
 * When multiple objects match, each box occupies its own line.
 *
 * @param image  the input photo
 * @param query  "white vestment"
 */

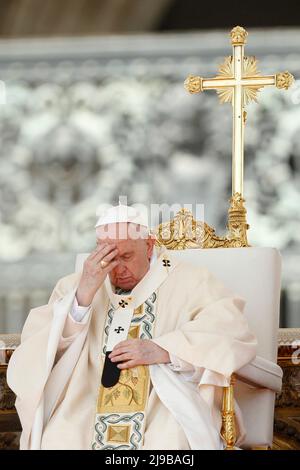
xmin=7 ymin=245 xmax=257 ymax=450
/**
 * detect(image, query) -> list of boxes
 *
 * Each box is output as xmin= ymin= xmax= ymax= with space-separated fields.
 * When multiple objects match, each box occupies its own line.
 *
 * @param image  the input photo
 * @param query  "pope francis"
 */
xmin=7 ymin=204 xmax=257 ymax=450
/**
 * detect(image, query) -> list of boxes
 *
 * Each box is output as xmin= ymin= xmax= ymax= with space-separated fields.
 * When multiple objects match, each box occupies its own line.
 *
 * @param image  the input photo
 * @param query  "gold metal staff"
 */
xmin=184 ymin=26 xmax=294 ymax=246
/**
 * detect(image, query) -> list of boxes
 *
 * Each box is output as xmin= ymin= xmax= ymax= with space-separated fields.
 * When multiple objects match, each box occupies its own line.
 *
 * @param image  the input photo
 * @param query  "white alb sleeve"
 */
xmin=70 ymin=296 xmax=91 ymax=323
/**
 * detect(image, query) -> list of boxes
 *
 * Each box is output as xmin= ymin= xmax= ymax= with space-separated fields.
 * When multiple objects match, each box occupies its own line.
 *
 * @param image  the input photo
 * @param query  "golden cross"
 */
xmin=184 ymin=26 xmax=294 ymax=197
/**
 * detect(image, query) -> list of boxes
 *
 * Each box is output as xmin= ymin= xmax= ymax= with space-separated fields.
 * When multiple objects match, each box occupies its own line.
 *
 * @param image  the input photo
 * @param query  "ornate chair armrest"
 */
xmin=221 ymin=357 xmax=282 ymax=450
xmin=221 ymin=375 xmax=236 ymax=450
xmin=236 ymin=356 xmax=282 ymax=392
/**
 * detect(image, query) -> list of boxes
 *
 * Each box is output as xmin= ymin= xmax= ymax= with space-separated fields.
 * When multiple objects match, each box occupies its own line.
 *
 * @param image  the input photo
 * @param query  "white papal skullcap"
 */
xmin=95 ymin=204 xmax=149 ymax=229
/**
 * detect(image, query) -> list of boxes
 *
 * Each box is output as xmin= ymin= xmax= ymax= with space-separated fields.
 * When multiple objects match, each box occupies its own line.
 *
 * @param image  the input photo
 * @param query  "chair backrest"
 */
xmin=169 ymin=247 xmax=281 ymax=363
xmin=75 ymin=246 xmax=281 ymax=362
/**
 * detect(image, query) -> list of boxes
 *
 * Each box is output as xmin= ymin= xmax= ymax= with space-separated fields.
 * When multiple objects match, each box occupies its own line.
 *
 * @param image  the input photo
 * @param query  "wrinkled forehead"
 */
xmin=96 ymin=222 xmax=149 ymax=242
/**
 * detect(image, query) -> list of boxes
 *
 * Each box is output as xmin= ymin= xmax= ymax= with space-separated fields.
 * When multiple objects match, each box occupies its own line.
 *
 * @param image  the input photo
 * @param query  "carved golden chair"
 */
xmin=151 ymin=205 xmax=283 ymax=450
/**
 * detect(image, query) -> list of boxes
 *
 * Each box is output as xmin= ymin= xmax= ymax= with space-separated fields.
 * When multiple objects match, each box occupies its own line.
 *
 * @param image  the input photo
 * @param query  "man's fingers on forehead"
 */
xmin=107 ymin=259 xmax=120 ymax=269
xmin=92 ymin=244 xmax=117 ymax=260
xmin=96 ymin=242 xmax=115 ymax=251
xmin=106 ymin=260 xmax=120 ymax=272
xmin=100 ymin=249 xmax=119 ymax=263
xmin=90 ymin=243 xmax=107 ymax=258
xmin=103 ymin=247 xmax=119 ymax=261
xmin=94 ymin=246 xmax=117 ymax=262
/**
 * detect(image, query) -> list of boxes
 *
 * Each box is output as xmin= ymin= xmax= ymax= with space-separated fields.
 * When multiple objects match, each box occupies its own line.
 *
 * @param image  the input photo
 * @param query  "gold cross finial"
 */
xmin=230 ymin=26 xmax=248 ymax=45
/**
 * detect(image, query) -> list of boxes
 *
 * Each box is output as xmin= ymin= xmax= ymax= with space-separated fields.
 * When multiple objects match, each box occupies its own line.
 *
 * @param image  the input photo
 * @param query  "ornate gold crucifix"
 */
xmin=184 ymin=26 xmax=294 ymax=247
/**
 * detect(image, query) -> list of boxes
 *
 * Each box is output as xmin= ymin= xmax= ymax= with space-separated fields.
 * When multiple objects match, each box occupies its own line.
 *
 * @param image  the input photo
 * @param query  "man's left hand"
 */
xmin=108 ymin=339 xmax=170 ymax=369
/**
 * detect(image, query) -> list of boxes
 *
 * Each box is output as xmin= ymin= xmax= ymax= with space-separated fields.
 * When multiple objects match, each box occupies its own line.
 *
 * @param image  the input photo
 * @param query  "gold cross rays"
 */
xmin=184 ymin=26 xmax=294 ymax=247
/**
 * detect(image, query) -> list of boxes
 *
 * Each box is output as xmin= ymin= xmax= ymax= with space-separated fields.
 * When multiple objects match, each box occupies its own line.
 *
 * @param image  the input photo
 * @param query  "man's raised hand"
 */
xmin=76 ymin=243 xmax=119 ymax=306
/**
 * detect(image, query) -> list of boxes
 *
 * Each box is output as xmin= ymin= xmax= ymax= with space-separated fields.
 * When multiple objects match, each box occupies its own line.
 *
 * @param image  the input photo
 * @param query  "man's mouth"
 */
xmin=118 ymin=277 xmax=132 ymax=282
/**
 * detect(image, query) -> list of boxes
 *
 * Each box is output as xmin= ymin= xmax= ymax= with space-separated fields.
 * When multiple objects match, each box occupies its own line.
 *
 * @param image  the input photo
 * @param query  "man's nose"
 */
xmin=114 ymin=262 xmax=127 ymax=274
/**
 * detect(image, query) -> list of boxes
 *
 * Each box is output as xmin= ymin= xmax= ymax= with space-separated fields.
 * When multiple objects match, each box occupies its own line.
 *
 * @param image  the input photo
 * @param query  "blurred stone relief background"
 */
xmin=0 ymin=0 xmax=299 ymax=332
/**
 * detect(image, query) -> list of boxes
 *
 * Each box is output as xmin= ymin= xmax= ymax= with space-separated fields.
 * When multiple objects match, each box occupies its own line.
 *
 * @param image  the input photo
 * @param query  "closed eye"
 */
xmin=121 ymin=254 xmax=133 ymax=261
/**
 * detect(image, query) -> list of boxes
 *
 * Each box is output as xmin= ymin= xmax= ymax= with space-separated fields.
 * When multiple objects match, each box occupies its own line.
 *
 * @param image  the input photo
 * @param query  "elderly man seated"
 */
xmin=7 ymin=204 xmax=256 ymax=450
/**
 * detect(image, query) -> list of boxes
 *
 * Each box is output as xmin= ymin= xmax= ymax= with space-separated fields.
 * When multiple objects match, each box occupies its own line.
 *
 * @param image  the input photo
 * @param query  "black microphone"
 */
xmin=101 ymin=351 xmax=121 ymax=387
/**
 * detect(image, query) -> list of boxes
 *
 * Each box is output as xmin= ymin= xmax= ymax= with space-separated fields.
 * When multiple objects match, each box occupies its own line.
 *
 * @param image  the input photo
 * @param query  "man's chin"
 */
xmin=116 ymin=279 xmax=135 ymax=291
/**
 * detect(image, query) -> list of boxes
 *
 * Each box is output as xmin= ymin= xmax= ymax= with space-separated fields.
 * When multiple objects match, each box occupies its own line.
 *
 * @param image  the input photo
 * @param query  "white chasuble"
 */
xmin=7 ymin=245 xmax=257 ymax=450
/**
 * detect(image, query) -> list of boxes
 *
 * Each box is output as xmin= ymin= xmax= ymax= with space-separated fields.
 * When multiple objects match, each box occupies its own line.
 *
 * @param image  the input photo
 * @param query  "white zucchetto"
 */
xmin=95 ymin=204 xmax=149 ymax=229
